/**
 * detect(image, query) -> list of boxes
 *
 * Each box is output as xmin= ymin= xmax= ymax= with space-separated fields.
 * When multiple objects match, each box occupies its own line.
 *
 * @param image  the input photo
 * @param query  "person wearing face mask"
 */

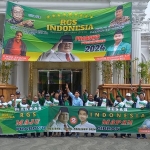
xmin=106 ymin=29 xmax=131 ymax=56
xmin=38 ymin=35 xmax=80 ymax=62
xmin=110 ymin=5 xmax=130 ymax=27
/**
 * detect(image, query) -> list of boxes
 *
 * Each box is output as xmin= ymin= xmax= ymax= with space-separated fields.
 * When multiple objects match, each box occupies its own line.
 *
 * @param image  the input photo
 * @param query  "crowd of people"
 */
xmin=0 ymin=79 xmax=150 ymax=139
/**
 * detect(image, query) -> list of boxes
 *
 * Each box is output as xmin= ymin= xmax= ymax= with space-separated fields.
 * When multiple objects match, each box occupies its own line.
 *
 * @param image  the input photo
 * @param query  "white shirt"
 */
xmin=101 ymin=98 xmax=107 ymax=107
xmin=44 ymin=100 xmax=52 ymax=106
xmin=7 ymin=99 xmax=22 ymax=107
xmin=38 ymin=49 xmax=80 ymax=62
xmin=53 ymin=98 xmax=59 ymax=106
xmin=114 ymin=100 xmax=125 ymax=108
xmin=85 ymin=100 xmax=96 ymax=106
xmin=136 ymin=99 xmax=147 ymax=108
xmin=123 ymin=99 xmax=134 ymax=108
xmin=19 ymin=102 xmax=29 ymax=108
xmin=15 ymin=99 xmax=22 ymax=107
xmin=74 ymin=121 xmax=96 ymax=133
xmin=141 ymin=119 xmax=150 ymax=128
xmin=31 ymin=101 xmax=41 ymax=107
xmin=46 ymin=120 xmax=73 ymax=132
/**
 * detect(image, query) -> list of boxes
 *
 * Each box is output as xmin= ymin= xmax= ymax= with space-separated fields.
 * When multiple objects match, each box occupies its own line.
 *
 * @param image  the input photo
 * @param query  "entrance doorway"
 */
xmin=38 ymin=70 xmax=82 ymax=95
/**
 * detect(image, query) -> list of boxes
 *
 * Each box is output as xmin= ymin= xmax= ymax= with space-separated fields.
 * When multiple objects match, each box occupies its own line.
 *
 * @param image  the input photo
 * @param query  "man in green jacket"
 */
xmin=106 ymin=29 xmax=131 ymax=56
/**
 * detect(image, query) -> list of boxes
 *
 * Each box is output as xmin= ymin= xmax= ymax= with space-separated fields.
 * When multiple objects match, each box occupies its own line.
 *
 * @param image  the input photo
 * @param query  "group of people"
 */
xmin=0 ymin=79 xmax=150 ymax=139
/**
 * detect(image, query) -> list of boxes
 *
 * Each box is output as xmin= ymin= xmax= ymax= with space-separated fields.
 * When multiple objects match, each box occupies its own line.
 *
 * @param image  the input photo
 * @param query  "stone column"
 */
xmin=96 ymin=62 xmax=103 ymax=86
xmin=11 ymin=62 xmax=29 ymax=97
xmin=113 ymin=63 xmax=124 ymax=84
xmin=132 ymin=14 xmax=143 ymax=83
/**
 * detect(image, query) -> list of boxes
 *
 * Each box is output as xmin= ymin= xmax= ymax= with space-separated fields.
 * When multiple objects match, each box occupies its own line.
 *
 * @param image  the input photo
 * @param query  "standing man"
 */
xmin=117 ymin=88 xmax=134 ymax=138
xmin=4 ymin=31 xmax=27 ymax=56
xmin=6 ymin=5 xmax=34 ymax=28
xmin=84 ymin=94 xmax=96 ymax=137
xmin=66 ymin=83 xmax=83 ymax=107
xmin=38 ymin=35 xmax=80 ymax=62
xmin=110 ymin=88 xmax=126 ymax=138
xmin=94 ymin=89 xmax=113 ymax=138
xmin=110 ymin=5 xmax=130 ymax=27
xmin=132 ymin=92 xmax=148 ymax=139
xmin=106 ymin=29 xmax=131 ymax=56
xmin=66 ymin=83 xmax=83 ymax=137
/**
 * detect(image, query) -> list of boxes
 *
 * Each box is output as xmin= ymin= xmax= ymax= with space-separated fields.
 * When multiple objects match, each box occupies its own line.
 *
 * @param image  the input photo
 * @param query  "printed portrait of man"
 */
xmin=110 ymin=5 xmax=130 ymax=27
xmin=105 ymin=29 xmax=131 ymax=56
xmin=45 ymin=107 xmax=74 ymax=132
xmin=141 ymin=119 xmax=150 ymax=129
xmin=38 ymin=35 xmax=80 ymax=62
xmin=4 ymin=31 xmax=27 ymax=56
xmin=6 ymin=5 xmax=34 ymax=28
xmin=74 ymin=108 xmax=96 ymax=132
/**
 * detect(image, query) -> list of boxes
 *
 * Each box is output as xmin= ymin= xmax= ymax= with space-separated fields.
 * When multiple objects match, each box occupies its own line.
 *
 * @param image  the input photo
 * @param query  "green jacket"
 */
xmin=106 ymin=42 xmax=131 ymax=56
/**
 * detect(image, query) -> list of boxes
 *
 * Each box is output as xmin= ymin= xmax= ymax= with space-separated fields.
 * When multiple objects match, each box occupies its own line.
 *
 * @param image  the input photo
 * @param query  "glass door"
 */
xmin=38 ymin=70 xmax=82 ymax=94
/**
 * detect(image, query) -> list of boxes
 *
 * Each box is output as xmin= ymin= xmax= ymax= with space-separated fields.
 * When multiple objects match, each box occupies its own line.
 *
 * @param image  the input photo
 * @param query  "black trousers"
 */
xmin=137 ymin=134 xmax=146 ymax=138
xmin=31 ymin=132 xmax=40 ymax=137
xmin=114 ymin=133 xmax=126 ymax=137
xmin=61 ymin=132 xmax=70 ymax=136
xmin=44 ymin=132 xmax=52 ymax=137
xmin=84 ymin=133 xmax=94 ymax=136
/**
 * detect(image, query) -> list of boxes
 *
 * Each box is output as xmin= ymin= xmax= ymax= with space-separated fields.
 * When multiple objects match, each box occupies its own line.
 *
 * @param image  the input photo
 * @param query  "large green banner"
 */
xmin=0 ymin=106 xmax=150 ymax=134
xmin=1 ymin=2 xmax=132 ymax=61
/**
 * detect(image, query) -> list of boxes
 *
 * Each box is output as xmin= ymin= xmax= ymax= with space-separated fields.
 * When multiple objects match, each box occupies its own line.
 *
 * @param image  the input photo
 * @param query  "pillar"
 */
xmin=132 ymin=14 xmax=143 ymax=83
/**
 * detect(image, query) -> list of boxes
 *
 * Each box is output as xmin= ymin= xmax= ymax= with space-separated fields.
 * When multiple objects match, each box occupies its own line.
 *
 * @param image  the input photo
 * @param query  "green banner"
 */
xmin=0 ymin=106 xmax=150 ymax=134
xmin=2 ymin=2 xmax=132 ymax=61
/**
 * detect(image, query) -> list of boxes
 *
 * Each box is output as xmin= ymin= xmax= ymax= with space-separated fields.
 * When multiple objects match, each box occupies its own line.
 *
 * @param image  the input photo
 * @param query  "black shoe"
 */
xmin=61 ymin=134 xmax=65 ymax=137
xmin=84 ymin=134 xmax=88 ymax=137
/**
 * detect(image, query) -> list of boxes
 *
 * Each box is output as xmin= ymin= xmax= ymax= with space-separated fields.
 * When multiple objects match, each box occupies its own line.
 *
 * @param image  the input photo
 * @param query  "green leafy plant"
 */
xmin=138 ymin=61 xmax=150 ymax=83
xmin=0 ymin=61 xmax=16 ymax=84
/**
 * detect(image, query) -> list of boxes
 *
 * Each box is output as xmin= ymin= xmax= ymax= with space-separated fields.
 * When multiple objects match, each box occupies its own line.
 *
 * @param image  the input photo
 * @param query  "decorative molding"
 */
xmin=132 ymin=14 xmax=145 ymax=29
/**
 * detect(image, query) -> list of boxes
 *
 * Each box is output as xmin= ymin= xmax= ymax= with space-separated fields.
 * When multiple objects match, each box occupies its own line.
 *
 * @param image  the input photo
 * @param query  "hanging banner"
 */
xmin=0 ymin=106 xmax=150 ymax=134
xmin=2 ymin=2 xmax=132 ymax=61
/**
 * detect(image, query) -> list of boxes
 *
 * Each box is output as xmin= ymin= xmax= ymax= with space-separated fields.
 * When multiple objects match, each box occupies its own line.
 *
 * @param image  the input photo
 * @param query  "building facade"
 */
xmin=0 ymin=0 xmax=150 ymax=97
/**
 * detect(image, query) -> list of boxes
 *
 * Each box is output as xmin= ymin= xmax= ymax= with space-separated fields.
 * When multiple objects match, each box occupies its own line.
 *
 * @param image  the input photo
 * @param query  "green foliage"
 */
xmin=0 ymin=61 xmax=16 ymax=84
xmin=102 ymin=61 xmax=113 ymax=83
xmin=138 ymin=61 xmax=150 ymax=83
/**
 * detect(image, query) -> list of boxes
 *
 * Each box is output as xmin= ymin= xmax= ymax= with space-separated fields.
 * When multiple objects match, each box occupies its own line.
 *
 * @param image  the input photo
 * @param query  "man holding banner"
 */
xmin=38 ymin=35 xmax=80 ymax=62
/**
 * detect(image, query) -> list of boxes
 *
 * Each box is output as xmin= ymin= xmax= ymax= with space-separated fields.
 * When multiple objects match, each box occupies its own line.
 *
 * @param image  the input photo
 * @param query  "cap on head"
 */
xmin=114 ymin=29 xmax=123 ymax=35
xmin=16 ymin=91 xmax=20 ymax=95
xmin=126 ymin=93 xmax=131 ymax=97
xmin=116 ymin=5 xmax=123 ymax=11
xmin=59 ymin=107 xmax=69 ymax=113
xmin=46 ymin=94 xmax=50 ymax=97
xmin=60 ymin=35 xmax=73 ymax=42
xmin=102 ymin=91 xmax=107 ymax=94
